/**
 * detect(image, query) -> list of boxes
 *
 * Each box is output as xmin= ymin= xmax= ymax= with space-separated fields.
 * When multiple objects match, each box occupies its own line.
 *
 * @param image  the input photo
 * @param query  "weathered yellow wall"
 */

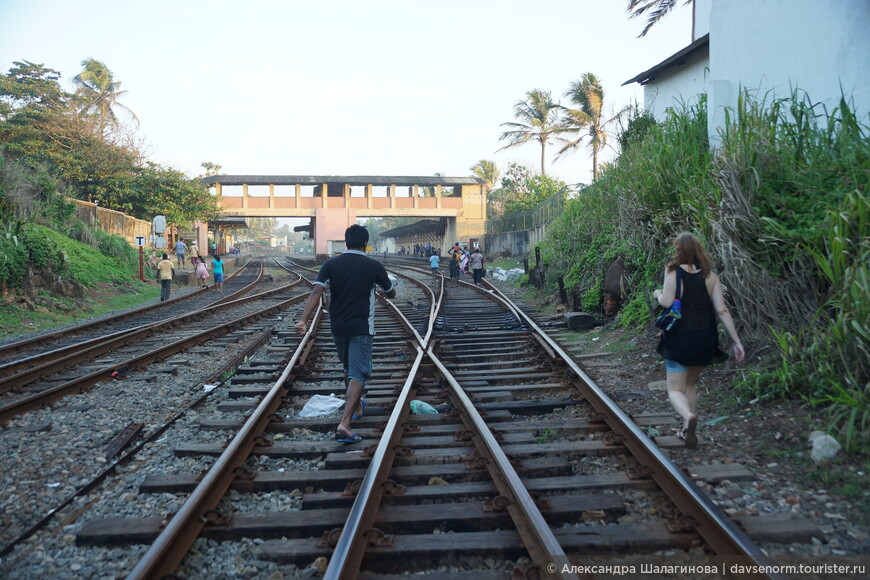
xmin=456 ymin=183 xmax=487 ymax=249
xmin=72 ymin=199 xmax=151 ymax=247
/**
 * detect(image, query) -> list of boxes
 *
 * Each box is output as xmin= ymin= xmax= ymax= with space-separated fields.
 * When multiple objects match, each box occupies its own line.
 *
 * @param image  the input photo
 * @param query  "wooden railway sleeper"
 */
xmin=159 ymin=511 xmax=177 ymax=530
xmin=198 ymin=509 xmax=230 ymax=527
xmin=381 ymin=479 xmax=405 ymax=495
xmin=466 ymin=456 xmax=488 ymax=470
xmin=511 ymin=564 xmax=545 ymax=580
xmin=363 ymin=528 xmax=394 ymax=547
xmin=627 ymin=464 xmax=653 ymax=480
xmin=603 ymin=431 xmax=624 ymax=446
xmin=319 ymin=527 xmax=343 ymax=548
xmin=666 ymin=514 xmax=699 ymax=533
xmin=482 ymin=494 xmax=512 ymax=512
xmin=455 ymin=427 xmax=501 ymax=442
xmin=341 ymin=478 xmax=409 ymax=498
xmin=232 ymin=466 xmax=256 ymax=482
xmin=344 ymin=480 xmax=364 ymax=497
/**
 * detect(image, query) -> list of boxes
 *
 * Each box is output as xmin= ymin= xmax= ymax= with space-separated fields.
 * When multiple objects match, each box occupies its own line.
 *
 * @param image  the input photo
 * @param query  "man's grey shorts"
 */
xmin=332 ymin=334 xmax=373 ymax=387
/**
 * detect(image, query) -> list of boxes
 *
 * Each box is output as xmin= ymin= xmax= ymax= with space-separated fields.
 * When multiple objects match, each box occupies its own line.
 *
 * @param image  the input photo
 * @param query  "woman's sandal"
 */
xmin=682 ymin=416 xmax=698 ymax=449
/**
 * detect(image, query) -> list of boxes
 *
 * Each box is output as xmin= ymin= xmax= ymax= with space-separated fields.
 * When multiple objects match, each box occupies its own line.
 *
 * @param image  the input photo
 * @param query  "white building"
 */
xmin=624 ymin=0 xmax=870 ymax=143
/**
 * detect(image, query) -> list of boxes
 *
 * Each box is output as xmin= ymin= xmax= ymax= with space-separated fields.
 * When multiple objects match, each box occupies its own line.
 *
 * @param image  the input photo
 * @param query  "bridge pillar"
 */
xmin=314 ymin=207 xmax=357 ymax=256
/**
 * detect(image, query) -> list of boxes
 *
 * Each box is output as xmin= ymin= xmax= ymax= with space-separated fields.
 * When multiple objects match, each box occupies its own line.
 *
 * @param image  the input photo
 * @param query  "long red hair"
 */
xmin=666 ymin=232 xmax=712 ymax=276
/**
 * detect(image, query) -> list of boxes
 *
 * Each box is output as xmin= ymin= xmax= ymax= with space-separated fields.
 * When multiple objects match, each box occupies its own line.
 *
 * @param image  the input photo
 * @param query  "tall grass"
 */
xmin=543 ymin=97 xmax=718 ymax=321
xmin=540 ymin=89 xmax=870 ymax=448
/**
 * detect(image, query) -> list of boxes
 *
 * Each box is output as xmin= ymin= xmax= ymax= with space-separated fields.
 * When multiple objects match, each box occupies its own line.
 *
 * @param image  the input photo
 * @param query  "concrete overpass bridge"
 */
xmin=200 ymin=175 xmax=487 ymax=256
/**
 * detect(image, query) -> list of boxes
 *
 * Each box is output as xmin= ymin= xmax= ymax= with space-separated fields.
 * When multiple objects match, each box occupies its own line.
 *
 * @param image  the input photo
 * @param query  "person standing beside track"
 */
xmin=448 ymin=250 xmax=461 ymax=286
xmin=429 ymin=252 xmax=440 ymax=280
xmin=189 ymin=241 xmax=200 ymax=265
xmin=212 ymin=254 xmax=224 ymax=293
xmin=469 ymin=247 xmax=485 ymax=286
xmin=156 ymin=253 xmax=174 ymax=301
xmin=174 ymin=239 xmax=188 ymax=268
xmin=294 ymin=224 xmax=397 ymax=444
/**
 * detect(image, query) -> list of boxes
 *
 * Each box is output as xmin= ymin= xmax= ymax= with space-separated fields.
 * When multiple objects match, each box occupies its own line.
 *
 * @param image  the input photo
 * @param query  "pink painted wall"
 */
xmin=314 ymin=207 xmax=358 ymax=255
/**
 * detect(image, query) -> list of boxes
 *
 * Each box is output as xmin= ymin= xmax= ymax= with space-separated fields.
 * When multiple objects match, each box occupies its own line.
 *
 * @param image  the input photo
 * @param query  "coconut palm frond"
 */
xmin=626 ymin=0 xmax=692 ymax=37
xmin=497 ymin=89 xmax=563 ymax=175
xmin=71 ymin=58 xmax=139 ymax=132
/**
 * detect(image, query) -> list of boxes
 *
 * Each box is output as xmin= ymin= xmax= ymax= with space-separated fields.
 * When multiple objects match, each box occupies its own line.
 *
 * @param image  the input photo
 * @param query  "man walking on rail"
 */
xmin=294 ymin=225 xmax=396 ymax=444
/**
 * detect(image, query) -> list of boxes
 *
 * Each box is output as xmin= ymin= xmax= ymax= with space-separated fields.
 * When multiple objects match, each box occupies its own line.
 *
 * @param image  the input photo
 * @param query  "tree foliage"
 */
xmin=0 ymin=59 xmax=213 ymax=227
xmin=71 ymin=58 xmax=139 ymax=135
xmin=489 ymin=163 xmax=566 ymax=217
xmin=470 ymin=159 xmax=500 ymax=191
xmin=558 ymin=72 xmax=623 ymax=180
xmin=122 ymin=162 xmax=220 ymax=227
xmin=498 ymin=90 xmax=563 ymax=176
xmin=626 ymin=0 xmax=693 ymax=37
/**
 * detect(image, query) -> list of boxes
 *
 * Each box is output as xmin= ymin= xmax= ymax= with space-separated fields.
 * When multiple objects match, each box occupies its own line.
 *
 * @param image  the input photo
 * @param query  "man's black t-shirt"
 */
xmin=314 ymin=250 xmax=393 ymax=336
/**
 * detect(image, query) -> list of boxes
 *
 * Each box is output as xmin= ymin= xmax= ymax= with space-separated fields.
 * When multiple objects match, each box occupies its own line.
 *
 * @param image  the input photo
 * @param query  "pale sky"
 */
xmin=0 ymin=0 xmax=693 ymax=188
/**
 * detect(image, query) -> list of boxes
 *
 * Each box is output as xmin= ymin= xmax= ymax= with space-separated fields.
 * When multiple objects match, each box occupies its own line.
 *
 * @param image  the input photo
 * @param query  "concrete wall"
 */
xmin=642 ymin=0 xmax=870 ymax=143
xmin=708 ymin=0 xmax=870 ymax=143
xmin=484 ymin=222 xmax=549 ymax=258
xmin=73 ymin=199 xmax=151 ymax=247
xmin=644 ymin=49 xmax=710 ymax=121
xmin=693 ymin=0 xmax=712 ymax=38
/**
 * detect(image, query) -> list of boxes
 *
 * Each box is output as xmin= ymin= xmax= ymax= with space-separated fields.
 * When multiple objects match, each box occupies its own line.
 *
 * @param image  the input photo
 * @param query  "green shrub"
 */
xmin=540 ymin=89 xmax=869 ymax=449
xmin=20 ymin=224 xmax=54 ymax=268
xmin=0 ymin=222 xmax=27 ymax=287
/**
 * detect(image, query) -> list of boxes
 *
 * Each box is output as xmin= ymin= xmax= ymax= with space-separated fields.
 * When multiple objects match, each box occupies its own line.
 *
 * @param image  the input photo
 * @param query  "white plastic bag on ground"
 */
xmin=299 ymin=394 xmax=345 ymax=418
xmin=410 ymin=400 xmax=438 ymax=414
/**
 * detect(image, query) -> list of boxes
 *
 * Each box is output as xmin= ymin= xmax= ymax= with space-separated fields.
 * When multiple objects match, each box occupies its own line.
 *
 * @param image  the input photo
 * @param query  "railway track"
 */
xmin=0 ymin=258 xmax=255 ymax=366
xmin=0 ymin=260 xmax=320 ymax=423
xmin=0 ymin=257 xmax=813 ymax=578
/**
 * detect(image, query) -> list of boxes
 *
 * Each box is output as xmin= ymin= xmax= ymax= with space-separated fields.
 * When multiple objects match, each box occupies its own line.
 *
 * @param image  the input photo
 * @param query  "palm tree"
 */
xmin=470 ymin=160 xmax=500 ymax=191
xmin=558 ymin=73 xmax=621 ymax=181
xmin=72 ymin=58 xmax=138 ymax=133
xmin=626 ymin=0 xmax=693 ymax=37
xmin=498 ymin=89 xmax=562 ymax=176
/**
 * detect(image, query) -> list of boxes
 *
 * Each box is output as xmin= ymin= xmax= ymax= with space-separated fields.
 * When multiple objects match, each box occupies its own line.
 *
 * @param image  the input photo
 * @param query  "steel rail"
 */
xmin=322 ymin=276 xmax=440 ymax=578
xmin=427 ymin=349 xmax=581 ymax=580
xmin=0 ymin=260 xmax=262 ymax=382
xmin=323 ymin=348 xmax=425 ymax=580
xmin=0 ymin=287 xmax=310 ymax=424
xmin=0 ymin=326 xmax=275 ymax=559
xmin=494 ymin=285 xmax=784 ymax=579
xmin=0 ymin=257 xmax=253 ymax=360
xmin=384 ymin=268 xmax=442 ymax=345
xmin=0 ymin=264 xmax=294 ymax=392
xmin=126 ymin=300 xmax=325 ymax=580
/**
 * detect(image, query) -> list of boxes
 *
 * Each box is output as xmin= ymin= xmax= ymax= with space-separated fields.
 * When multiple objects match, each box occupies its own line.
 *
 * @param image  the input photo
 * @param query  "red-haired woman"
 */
xmin=653 ymin=233 xmax=745 ymax=448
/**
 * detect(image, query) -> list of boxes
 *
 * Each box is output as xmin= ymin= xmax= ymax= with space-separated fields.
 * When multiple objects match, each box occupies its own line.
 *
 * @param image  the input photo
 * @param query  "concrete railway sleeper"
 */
xmin=0 ymin=261 xmax=314 ymax=423
xmin=41 ymin=262 xmax=800 ymax=579
xmin=0 ymin=258 xmax=257 ymax=367
xmin=0 ymin=260 xmax=318 ymax=562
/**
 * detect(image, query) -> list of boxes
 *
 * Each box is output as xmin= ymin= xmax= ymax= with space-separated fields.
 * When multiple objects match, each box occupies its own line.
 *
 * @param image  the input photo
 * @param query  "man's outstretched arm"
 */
xmin=294 ymin=284 xmax=325 ymax=335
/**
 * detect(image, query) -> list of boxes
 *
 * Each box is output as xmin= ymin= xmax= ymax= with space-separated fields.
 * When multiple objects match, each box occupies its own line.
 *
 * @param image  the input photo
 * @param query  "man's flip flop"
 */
xmin=335 ymin=432 xmax=363 ymax=444
xmin=352 ymin=398 xmax=366 ymax=420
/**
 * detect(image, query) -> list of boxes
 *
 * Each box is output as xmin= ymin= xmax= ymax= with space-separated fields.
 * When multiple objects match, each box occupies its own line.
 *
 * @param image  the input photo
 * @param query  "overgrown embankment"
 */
xmin=1 ymin=156 xmax=156 ymax=335
xmin=541 ymin=91 xmax=869 ymax=448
